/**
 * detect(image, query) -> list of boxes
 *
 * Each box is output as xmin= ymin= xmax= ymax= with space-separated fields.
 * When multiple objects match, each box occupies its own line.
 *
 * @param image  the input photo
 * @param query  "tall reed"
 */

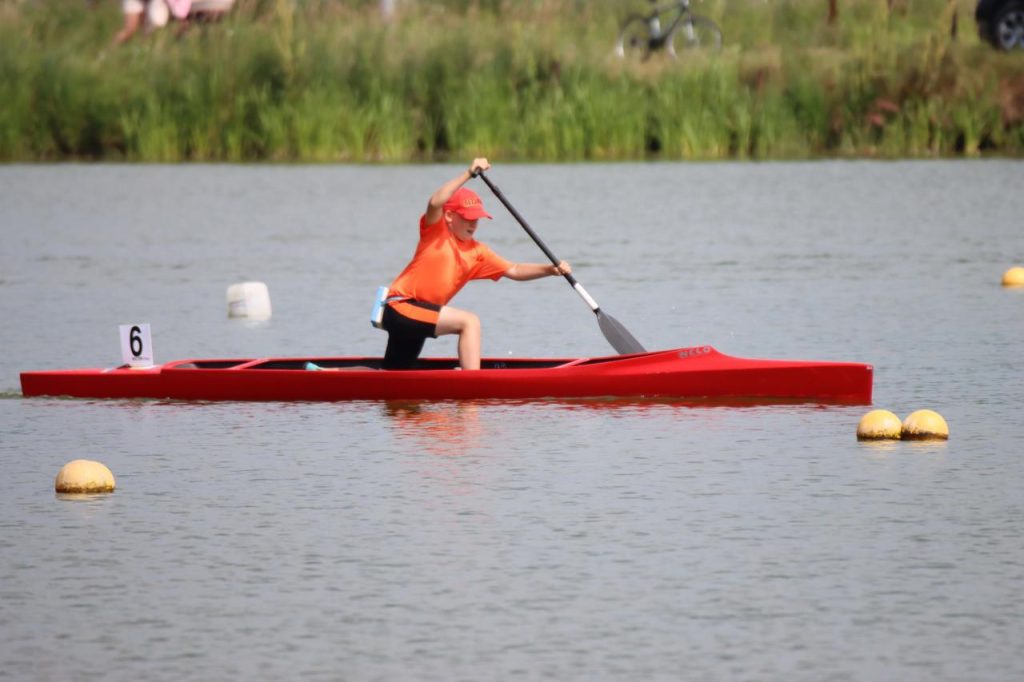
xmin=0 ymin=0 xmax=1020 ymax=161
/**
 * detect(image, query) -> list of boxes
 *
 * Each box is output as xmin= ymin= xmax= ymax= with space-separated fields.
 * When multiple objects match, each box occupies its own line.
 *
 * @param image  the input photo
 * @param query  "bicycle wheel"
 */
xmin=668 ymin=16 xmax=722 ymax=55
xmin=615 ymin=15 xmax=653 ymax=60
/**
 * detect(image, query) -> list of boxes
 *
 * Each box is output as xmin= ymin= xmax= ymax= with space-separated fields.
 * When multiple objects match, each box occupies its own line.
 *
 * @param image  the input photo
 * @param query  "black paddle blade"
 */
xmin=597 ymin=310 xmax=647 ymax=355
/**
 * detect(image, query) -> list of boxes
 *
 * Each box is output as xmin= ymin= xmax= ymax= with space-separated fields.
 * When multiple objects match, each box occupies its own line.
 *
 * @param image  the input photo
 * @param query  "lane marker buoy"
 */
xmin=857 ymin=409 xmax=903 ymax=440
xmin=227 ymin=281 xmax=272 ymax=320
xmin=1002 ymin=267 xmax=1024 ymax=287
xmin=901 ymin=409 xmax=949 ymax=440
xmin=55 ymin=460 xmax=116 ymax=494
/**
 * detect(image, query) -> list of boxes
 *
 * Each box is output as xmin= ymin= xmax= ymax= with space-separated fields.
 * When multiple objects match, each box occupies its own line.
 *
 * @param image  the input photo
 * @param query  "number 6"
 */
xmin=130 ymin=325 xmax=143 ymax=357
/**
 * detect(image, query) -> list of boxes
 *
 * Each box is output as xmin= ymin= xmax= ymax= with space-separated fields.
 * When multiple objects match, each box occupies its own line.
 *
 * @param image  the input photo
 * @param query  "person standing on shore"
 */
xmin=113 ymin=0 xmax=160 ymax=45
xmin=113 ymin=1 xmax=231 ymax=45
xmin=380 ymin=158 xmax=571 ymax=371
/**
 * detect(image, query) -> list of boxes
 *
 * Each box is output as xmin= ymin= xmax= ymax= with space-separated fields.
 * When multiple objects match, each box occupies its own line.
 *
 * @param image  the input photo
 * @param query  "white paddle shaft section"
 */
xmin=573 ymin=283 xmax=600 ymax=312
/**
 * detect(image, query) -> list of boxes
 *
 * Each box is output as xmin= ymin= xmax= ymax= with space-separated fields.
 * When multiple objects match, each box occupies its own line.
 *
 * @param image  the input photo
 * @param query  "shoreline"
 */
xmin=1 ymin=0 xmax=1021 ymax=162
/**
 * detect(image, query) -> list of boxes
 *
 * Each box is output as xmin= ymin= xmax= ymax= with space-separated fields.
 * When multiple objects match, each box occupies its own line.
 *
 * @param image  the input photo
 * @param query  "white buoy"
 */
xmin=226 ymin=282 xmax=272 ymax=320
xmin=55 ymin=460 xmax=116 ymax=494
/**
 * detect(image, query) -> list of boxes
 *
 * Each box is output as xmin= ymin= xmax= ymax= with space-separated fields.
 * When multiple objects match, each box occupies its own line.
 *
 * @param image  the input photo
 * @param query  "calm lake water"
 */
xmin=1 ymin=161 xmax=1023 ymax=681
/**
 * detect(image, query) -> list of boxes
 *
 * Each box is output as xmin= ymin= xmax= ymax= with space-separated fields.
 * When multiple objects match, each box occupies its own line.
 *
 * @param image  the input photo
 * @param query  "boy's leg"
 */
xmin=383 ymin=332 xmax=426 ymax=370
xmin=381 ymin=301 xmax=441 ymax=369
xmin=437 ymin=306 xmax=481 ymax=370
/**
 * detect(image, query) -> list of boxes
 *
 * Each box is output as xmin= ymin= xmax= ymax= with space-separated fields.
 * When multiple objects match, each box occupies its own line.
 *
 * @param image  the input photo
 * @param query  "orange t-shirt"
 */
xmin=389 ymin=214 xmax=512 ymax=306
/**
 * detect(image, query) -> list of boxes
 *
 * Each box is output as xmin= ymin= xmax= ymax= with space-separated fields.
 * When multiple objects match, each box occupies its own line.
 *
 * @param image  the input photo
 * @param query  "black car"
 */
xmin=976 ymin=0 xmax=1024 ymax=49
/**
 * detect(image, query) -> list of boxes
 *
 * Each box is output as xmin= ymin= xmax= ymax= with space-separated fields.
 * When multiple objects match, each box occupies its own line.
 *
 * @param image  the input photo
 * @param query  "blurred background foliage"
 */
xmin=0 ymin=0 xmax=1022 ymax=160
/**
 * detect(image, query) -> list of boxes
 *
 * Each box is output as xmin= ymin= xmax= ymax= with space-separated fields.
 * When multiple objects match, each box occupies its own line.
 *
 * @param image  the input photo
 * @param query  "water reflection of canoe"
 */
xmin=20 ymin=346 xmax=872 ymax=403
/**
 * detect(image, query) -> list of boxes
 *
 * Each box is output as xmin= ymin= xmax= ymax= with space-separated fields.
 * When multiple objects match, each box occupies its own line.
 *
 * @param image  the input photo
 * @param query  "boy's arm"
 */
xmin=424 ymin=158 xmax=491 ymax=224
xmin=504 ymin=260 xmax=572 ymax=282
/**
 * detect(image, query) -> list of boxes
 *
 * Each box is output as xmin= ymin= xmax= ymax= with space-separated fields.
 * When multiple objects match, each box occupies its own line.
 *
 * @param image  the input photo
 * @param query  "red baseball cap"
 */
xmin=443 ymin=187 xmax=492 ymax=220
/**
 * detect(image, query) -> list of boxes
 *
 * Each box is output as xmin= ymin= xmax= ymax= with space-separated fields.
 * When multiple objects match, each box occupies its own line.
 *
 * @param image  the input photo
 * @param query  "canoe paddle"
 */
xmin=474 ymin=170 xmax=646 ymax=356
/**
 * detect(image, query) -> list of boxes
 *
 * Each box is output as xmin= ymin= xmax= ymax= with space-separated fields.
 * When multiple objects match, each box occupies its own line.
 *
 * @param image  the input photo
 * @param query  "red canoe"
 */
xmin=19 ymin=346 xmax=872 ymax=403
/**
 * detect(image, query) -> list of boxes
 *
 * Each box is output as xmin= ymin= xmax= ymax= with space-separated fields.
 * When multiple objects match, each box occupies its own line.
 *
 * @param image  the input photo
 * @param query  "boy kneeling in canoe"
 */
xmin=382 ymin=158 xmax=570 ymax=370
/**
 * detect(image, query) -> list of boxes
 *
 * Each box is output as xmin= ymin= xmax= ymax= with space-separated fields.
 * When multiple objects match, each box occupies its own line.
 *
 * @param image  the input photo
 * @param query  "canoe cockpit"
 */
xmin=168 ymin=358 xmax=584 ymax=371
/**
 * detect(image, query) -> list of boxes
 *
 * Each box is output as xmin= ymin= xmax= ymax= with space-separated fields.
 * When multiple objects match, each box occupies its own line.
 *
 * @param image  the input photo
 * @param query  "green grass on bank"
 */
xmin=1 ymin=0 xmax=1022 ymax=161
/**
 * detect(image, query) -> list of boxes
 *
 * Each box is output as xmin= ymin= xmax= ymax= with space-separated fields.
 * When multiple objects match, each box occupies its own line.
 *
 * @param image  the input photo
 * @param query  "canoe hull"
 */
xmin=20 ymin=346 xmax=873 ymax=403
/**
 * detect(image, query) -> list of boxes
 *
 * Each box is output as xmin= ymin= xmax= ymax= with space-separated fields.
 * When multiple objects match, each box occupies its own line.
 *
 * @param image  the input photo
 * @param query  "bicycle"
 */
xmin=614 ymin=0 xmax=722 ymax=60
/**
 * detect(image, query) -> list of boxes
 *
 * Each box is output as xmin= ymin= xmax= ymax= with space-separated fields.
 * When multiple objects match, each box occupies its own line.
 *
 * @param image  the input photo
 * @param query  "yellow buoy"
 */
xmin=856 ymin=409 xmax=903 ymax=440
xmin=901 ymin=410 xmax=949 ymax=440
xmin=55 ymin=459 xmax=116 ymax=494
xmin=1002 ymin=267 xmax=1024 ymax=287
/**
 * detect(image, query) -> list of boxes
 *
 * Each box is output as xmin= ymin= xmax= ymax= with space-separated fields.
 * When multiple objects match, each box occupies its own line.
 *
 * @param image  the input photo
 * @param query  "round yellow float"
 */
xmin=55 ymin=459 xmax=116 ymax=494
xmin=901 ymin=410 xmax=949 ymax=440
xmin=1002 ymin=267 xmax=1024 ymax=287
xmin=856 ymin=409 xmax=903 ymax=440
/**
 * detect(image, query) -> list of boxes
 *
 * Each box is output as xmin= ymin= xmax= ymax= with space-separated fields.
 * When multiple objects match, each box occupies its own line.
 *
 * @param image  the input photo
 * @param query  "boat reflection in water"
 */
xmin=380 ymin=400 xmax=492 ymax=502
xmin=382 ymin=400 xmax=485 ymax=459
xmin=378 ymin=393 xmax=856 ymax=461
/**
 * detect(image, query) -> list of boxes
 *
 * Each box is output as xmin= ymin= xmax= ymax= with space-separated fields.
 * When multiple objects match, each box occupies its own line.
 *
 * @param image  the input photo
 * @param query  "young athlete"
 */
xmin=381 ymin=158 xmax=570 ymax=370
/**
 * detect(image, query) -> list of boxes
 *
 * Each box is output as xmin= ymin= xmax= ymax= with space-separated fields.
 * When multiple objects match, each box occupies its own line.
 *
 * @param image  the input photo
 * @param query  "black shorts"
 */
xmin=382 ymin=300 xmax=440 ymax=369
